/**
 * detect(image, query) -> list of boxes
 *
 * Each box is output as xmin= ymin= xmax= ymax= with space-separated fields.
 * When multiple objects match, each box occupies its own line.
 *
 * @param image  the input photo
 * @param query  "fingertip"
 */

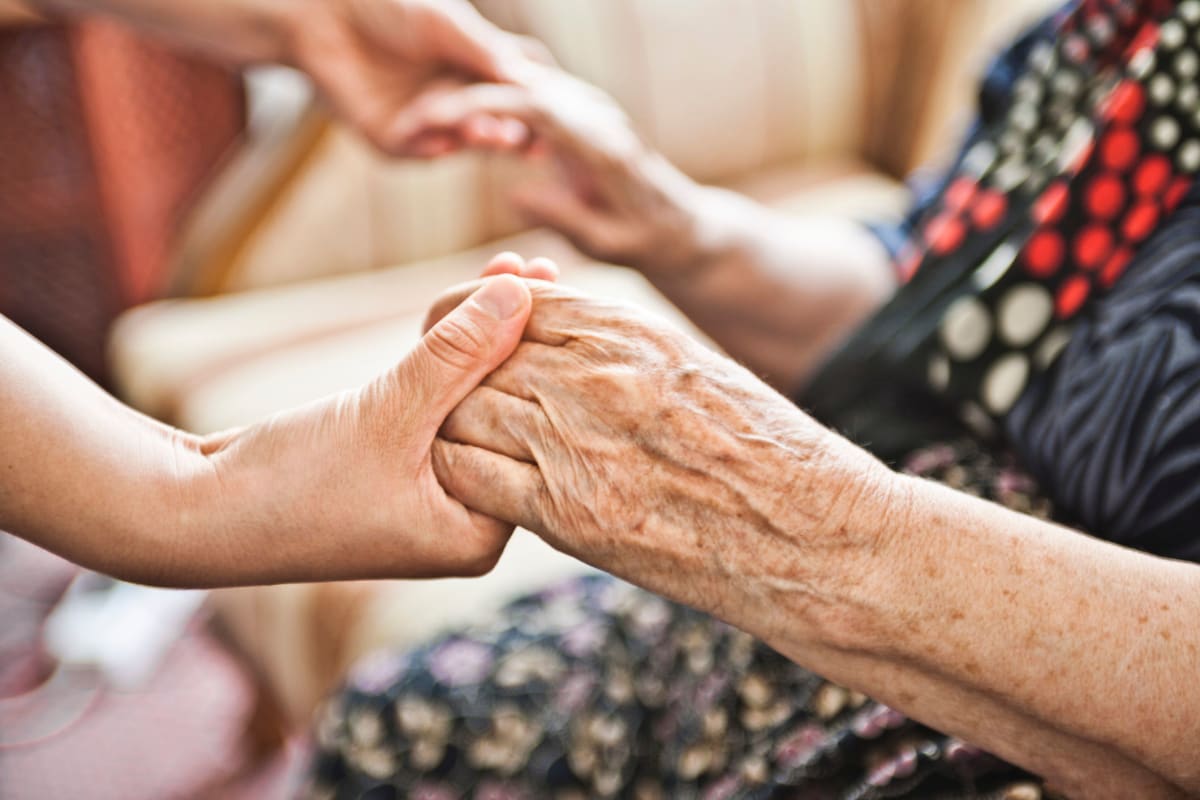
xmin=523 ymin=257 xmax=560 ymax=281
xmin=482 ymin=251 xmax=527 ymax=277
xmin=471 ymin=273 xmax=531 ymax=321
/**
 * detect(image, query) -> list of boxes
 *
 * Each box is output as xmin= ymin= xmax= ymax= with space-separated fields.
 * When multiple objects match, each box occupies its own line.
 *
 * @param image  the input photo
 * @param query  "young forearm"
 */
xmin=0 ymin=317 xmax=215 ymax=583
xmin=757 ymin=470 xmax=1200 ymax=796
xmin=25 ymin=0 xmax=300 ymax=63
xmin=647 ymin=186 xmax=895 ymax=395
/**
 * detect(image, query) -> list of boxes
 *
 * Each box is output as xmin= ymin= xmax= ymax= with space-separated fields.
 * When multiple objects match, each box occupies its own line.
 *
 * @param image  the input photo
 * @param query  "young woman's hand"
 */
xmin=390 ymin=65 xmax=711 ymax=276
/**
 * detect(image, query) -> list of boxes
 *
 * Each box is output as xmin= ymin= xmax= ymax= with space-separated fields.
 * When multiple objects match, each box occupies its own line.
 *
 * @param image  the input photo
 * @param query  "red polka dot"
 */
xmin=1101 ymin=128 xmax=1139 ymax=171
xmin=1165 ymin=176 xmax=1192 ymax=210
xmin=1124 ymin=25 xmax=1159 ymax=60
xmin=1024 ymin=229 xmax=1065 ymax=277
xmin=971 ymin=189 xmax=1008 ymax=230
xmin=944 ymin=178 xmax=977 ymax=212
xmin=1100 ymin=247 xmax=1133 ymax=288
xmin=924 ymin=212 xmax=966 ymax=254
xmin=1085 ymin=174 xmax=1126 ymax=219
xmin=1133 ymin=155 xmax=1172 ymax=196
xmin=1122 ymin=201 xmax=1160 ymax=241
xmin=1064 ymin=33 xmax=1090 ymax=63
xmin=1056 ymin=275 xmax=1092 ymax=319
xmin=1103 ymin=80 xmax=1145 ymax=125
xmin=1073 ymin=225 xmax=1114 ymax=270
xmin=1033 ymin=182 xmax=1070 ymax=225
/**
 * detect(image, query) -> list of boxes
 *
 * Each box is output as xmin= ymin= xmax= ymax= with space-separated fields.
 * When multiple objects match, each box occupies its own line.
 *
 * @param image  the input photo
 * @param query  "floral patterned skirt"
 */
xmin=306 ymin=441 xmax=1054 ymax=800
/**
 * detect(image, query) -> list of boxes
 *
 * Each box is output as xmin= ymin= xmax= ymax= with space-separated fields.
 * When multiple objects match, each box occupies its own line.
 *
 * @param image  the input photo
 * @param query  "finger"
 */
xmin=432 ymin=439 xmax=545 ymax=533
xmin=480 ymin=251 xmax=527 ymax=277
xmin=523 ymin=257 xmax=560 ymax=282
xmin=389 ymin=83 xmax=539 ymax=154
xmin=480 ymin=252 xmax=558 ymax=282
xmin=441 ymin=386 xmax=541 ymax=463
xmin=409 ymin=131 xmax=460 ymax=158
xmin=482 ymin=341 xmax=574 ymax=400
xmin=422 ymin=279 xmax=607 ymax=346
xmin=394 ymin=274 xmax=532 ymax=428
xmin=463 ymin=114 xmax=530 ymax=150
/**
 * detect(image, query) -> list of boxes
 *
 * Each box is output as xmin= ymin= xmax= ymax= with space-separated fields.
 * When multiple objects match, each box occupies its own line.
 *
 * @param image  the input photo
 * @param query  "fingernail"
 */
xmin=474 ymin=275 xmax=527 ymax=320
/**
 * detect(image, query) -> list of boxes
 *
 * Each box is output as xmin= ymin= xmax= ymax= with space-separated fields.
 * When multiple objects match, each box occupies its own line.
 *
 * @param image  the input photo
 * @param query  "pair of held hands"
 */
xmin=207 ymin=250 xmax=893 ymax=628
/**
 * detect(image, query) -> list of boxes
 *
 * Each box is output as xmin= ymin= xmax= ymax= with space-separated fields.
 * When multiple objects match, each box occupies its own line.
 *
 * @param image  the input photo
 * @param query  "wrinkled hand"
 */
xmin=391 ymin=65 xmax=705 ymax=273
xmin=426 ymin=276 xmax=894 ymax=622
xmin=285 ymin=0 xmax=549 ymax=156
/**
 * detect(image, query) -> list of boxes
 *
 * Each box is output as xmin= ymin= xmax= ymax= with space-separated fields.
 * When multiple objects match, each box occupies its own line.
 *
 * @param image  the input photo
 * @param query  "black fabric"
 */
xmin=1007 ymin=195 xmax=1200 ymax=562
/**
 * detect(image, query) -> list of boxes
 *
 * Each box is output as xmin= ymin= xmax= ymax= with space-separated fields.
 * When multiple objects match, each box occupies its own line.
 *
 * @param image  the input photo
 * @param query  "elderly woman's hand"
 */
xmin=429 ymin=279 xmax=898 ymax=631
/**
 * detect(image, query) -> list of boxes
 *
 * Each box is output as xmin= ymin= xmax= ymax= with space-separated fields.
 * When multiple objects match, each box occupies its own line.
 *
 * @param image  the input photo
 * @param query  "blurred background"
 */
xmin=0 ymin=1 xmax=1053 ymax=797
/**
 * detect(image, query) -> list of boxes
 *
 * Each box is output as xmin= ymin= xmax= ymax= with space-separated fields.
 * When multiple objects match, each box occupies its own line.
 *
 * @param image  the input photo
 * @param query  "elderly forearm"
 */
xmin=649 ymin=186 xmax=895 ymax=396
xmin=757 ymin=471 xmax=1200 ymax=797
xmin=25 ymin=0 xmax=299 ymax=63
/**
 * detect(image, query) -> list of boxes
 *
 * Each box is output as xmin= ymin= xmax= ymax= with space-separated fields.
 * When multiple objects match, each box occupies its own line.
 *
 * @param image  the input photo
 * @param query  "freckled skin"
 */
xmin=432 ymin=281 xmax=1200 ymax=799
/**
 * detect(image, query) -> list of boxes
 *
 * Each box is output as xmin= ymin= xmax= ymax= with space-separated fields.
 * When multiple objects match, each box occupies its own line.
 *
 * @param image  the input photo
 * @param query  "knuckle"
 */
xmin=427 ymin=312 xmax=492 ymax=370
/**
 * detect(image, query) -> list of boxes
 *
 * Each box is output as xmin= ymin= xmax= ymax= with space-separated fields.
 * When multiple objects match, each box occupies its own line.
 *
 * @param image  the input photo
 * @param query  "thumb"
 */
xmin=397 ymin=275 xmax=531 ymax=427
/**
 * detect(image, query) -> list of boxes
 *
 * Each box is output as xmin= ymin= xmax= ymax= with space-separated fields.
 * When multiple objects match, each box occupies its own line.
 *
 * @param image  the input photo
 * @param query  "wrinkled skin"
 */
xmin=427 ymin=280 xmax=895 ymax=632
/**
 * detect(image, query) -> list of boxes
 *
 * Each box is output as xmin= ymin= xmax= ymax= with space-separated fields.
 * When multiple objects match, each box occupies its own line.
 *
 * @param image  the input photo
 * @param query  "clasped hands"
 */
xmin=422 ymin=254 xmax=899 ymax=635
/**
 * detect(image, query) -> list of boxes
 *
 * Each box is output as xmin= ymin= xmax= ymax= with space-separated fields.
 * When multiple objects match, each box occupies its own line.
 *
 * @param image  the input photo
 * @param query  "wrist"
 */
xmin=751 ymin=433 xmax=915 ymax=656
xmin=624 ymin=160 xmax=726 ymax=280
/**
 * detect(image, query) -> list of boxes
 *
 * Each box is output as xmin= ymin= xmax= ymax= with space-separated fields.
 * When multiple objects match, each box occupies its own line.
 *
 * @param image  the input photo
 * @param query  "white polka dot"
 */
xmin=1130 ymin=48 xmax=1156 ymax=79
xmin=928 ymin=354 xmax=950 ymax=392
xmin=1015 ymin=75 xmax=1042 ymax=103
xmin=971 ymin=243 xmax=1019 ymax=291
xmin=1176 ymin=49 xmax=1200 ymax=79
xmin=1029 ymin=42 xmax=1056 ymax=75
xmin=1149 ymin=73 xmax=1176 ymax=106
xmin=962 ymin=141 xmax=997 ymax=177
xmin=1183 ymin=0 xmax=1200 ymax=24
xmin=1177 ymin=82 xmax=1200 ymax=112
xmin=1010 ymin=102 xmax=1038 ymax=133
xmin=1057 ymin=118 xmax=1095 ymax=172
xmin=1178 ymin=139 xmax=1200 ymax=171
xmin=982 ymin=353 xmax=1031 ymax=415
xmin=1086 ymin=15 xmax=1115 ymax=47
xmin=1162 ymin=19 xmax=1187 ymax=50
xmin=1030 ymin=134 xmax=1057 ymax=169
xmin=999 ymin=130 xmax=1025 ymax=155
xmin=1052 ymin=70 xmax=1083 ymax=99
xmin=1035 ymin=326 xmax=1073 ymax=369
xmin=992 ymin=158 xmax=1031 ymax=192
xmin=1153 ymin=116 xmax=1181 ymax=149
xmin=940 ymin=297 xmax=993 ymax=362
xmin=997 ymin=284 xmax=1054 ymax=347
